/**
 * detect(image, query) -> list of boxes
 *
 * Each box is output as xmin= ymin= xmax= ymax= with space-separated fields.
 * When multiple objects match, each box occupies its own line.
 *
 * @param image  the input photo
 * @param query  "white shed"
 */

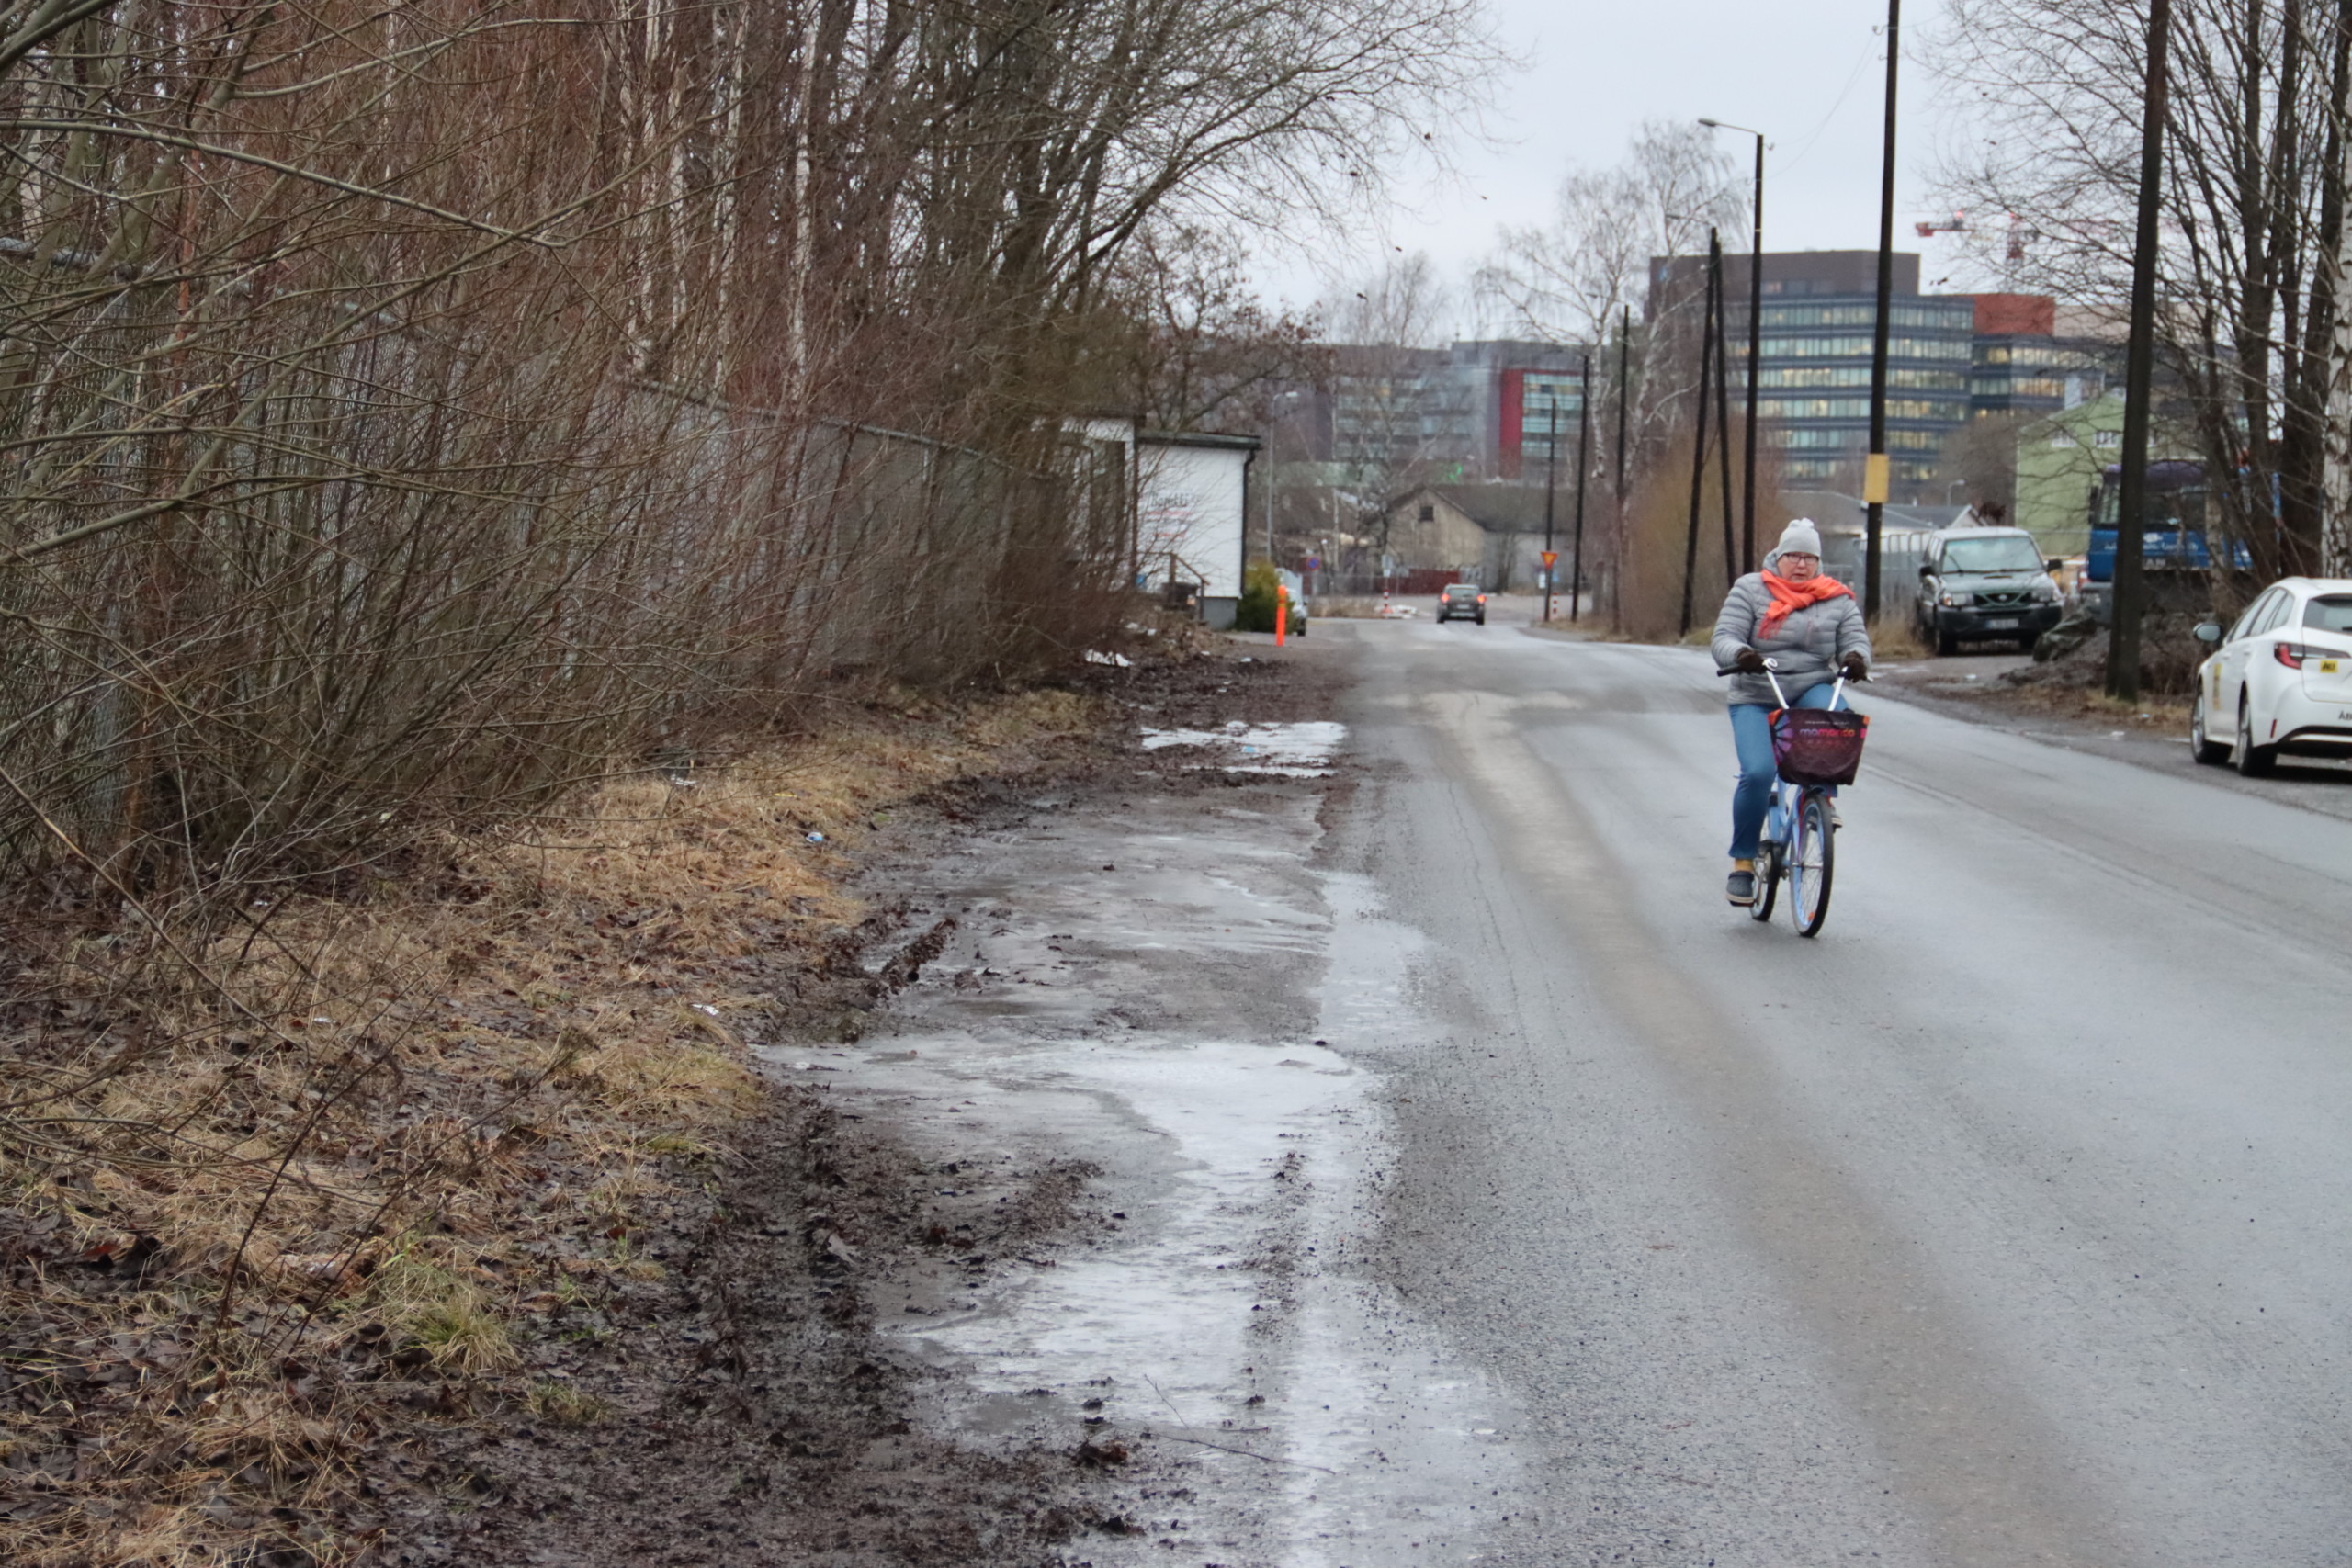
xmin=1136 ymin=431 xmax=1260 ymax=629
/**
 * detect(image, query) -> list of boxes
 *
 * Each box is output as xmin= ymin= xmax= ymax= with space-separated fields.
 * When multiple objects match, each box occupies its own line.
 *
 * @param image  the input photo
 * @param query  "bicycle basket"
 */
xmin=1770 ymin=707 xmax=1869 ymax=786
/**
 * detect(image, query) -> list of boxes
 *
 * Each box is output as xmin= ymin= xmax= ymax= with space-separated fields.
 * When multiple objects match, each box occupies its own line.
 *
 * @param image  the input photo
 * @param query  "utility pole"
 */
xmin=1572 ymin=353 xmax=1592 ymax=621
xmin=1701 ymin=118 xmax=1767 ymax=572
xmin=1713 ymin=242 xmax=1736 ymax=585
xmin=1865 ymin=0 xmax=1902 ymax=617
xmin=1682 ymin=231 xmax=1719 ymax=637
xmin=1615 ymin=307 xmax=1632 ymax=626
xmin=1544 ymin=390 xmax=1559 ymax=622
xmin=2106 ymin=0 xmax=2173 ymax=702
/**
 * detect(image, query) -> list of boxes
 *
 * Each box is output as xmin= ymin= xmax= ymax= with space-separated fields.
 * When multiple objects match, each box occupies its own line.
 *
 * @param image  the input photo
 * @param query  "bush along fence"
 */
xmin=0 ymin=380 xmax=1117 ymax=907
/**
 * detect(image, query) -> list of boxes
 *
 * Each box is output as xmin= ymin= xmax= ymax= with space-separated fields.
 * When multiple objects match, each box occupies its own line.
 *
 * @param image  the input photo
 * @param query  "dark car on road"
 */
xmin=1437 ymin=583 xmax=1487 ymax=625
xmin=1915 ymin=526 xmax=2064 ymax=654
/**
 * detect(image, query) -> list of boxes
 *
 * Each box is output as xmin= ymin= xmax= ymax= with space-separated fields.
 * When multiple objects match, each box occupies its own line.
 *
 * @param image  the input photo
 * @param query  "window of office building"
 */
xmin=1758 ymin=395 xmax=1967 ymax=422
xmin=1758 ymin=366 xmax=1967 ymax=391
xmin=1758 ymin=334 xmax=1973 ymax=361
xmin=1758 ymin=302 xmax=1971 ymax=332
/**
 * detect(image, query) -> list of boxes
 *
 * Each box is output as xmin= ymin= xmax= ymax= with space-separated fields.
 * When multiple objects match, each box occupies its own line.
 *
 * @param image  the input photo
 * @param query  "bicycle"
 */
xmin=1719 ymin=660 xmax=1868 ymax=938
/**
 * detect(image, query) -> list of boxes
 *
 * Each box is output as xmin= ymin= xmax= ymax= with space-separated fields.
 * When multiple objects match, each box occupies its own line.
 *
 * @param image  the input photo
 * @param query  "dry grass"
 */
xmin=0 ymin=686 xmax=1101 ymax=1568
xmin=523 ymin=1378 xmax=614 ymax=1428
xmin=1869 ymin=613 xmax=1929 ymax=661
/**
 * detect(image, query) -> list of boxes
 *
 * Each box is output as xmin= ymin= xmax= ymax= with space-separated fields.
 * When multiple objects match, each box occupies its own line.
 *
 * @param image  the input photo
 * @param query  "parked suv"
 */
xmin=1437 ymin=582 xmax=1487 ymax=625
xmin=1915 ymin=526 xmax=2064 ymax=654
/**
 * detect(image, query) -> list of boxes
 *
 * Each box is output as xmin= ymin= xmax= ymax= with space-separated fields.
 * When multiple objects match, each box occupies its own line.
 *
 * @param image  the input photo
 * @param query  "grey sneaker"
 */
xmin=1726 ymin=868 xmax=1756 ymax=906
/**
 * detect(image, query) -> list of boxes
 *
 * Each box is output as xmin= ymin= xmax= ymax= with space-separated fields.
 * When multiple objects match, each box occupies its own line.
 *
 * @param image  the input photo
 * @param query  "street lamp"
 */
xmin=1701 ymin=118 xmax=1765 ymax=575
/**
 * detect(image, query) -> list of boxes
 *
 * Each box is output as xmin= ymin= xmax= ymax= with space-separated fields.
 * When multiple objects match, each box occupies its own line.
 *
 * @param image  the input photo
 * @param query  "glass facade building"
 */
xmin=1647 ymin=254 xmax=2103 ymax=499
xmin=1970 ymin=336 xmax=2109 ymax=418
xmin=1734 ymin=294 xmax=1976 ymax=489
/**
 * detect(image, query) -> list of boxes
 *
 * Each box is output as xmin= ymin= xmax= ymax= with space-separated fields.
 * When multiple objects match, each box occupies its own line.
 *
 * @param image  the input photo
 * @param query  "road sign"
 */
xmin=1541 ymin=550 xmax=1558 ymax=568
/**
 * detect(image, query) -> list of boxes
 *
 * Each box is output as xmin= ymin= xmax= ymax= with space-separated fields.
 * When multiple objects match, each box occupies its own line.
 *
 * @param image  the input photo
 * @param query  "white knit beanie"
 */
xmin=1770 ymin=518 xmax=1823 ymax=561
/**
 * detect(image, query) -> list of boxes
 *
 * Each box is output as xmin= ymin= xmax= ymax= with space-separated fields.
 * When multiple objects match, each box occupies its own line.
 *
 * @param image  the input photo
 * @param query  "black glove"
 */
xmin=1841 ymin=650 xmax=1869 ymax=681
xmin=1733 ymin=647 xmax=1767 ymax=673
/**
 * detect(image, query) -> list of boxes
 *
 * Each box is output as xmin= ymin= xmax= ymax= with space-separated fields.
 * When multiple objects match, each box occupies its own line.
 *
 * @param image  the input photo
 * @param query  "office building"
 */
xmin=1314 ymin=339 xmax=1588 ymax=482
xmin=1966 ymin=293 xmax=2110 ymax=417
xmin=1649 ymin=251 xmax=1974 ymax=498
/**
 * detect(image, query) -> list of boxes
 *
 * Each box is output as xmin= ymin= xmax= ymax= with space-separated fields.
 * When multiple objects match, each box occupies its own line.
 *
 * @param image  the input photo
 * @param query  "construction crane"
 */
xmin=1915 ymin=211 xmax=2041 ymax=287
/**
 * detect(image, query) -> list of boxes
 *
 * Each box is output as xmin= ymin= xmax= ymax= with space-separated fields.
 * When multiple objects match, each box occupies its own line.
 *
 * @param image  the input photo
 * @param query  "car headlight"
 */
xmin=2032 ymin=580 xmax=2059 ymax=603
xmin=1939 ymin=590 xmax=1971 ymax=607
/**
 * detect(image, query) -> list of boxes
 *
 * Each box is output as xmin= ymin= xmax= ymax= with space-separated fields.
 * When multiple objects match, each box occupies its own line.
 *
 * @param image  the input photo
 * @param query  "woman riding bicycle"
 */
xmin=1711 ymin=519 xmax=1870 ymax=906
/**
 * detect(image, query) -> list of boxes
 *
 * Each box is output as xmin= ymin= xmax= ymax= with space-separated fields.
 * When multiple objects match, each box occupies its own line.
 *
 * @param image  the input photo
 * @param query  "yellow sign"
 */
xmin=1862 ymin=453 xmax=1891 ymax=504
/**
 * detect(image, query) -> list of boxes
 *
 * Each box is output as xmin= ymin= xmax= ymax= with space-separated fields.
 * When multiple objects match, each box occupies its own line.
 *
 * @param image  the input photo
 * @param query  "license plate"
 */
xmin=1983 ymin=617 xmax=2018 ymax=628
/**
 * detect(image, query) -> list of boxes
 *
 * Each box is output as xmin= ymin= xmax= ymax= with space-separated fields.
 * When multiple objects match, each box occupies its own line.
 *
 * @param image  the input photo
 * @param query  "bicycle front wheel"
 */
xmin=1748 ymin=838 xmax=1780 ymax=922
xmin=1792 ymin=792 xmax=1835 ymax=937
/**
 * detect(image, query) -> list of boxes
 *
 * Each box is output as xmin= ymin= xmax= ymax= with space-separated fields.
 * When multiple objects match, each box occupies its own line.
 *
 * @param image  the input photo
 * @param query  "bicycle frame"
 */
xmin=1754 ymin=665 xmax=1850 ymax=937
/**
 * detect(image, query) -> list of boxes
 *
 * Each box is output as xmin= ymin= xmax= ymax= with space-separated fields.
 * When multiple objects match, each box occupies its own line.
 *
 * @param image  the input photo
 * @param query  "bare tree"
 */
xmin=1311 ymin=251 xmax=1464 ymax=567
xmin=0 ymin=3 xmax=1509 ymax=1562
xmin=1476 ymin=120 xmax=1747 ymax=351
xmin=1100 ymin=223 xmax=1331 ymax=431
xmin=1471 ymin=120 xmax=1747 ymax=620
xmin=1935 ymin=0 xmax=2352 ymax=585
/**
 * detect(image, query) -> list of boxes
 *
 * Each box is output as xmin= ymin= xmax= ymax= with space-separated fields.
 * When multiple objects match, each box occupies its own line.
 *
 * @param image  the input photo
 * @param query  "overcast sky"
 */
xmin=1245 ymin=0 xmax=1991 ymax=333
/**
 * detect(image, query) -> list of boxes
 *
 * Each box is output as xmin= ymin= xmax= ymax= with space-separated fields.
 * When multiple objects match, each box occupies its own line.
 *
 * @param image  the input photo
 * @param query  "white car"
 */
xmin=2189 ymin=577 xmax=2352 ymax=774
xmin=1276 ymin=568 xmax=1308 ymax=635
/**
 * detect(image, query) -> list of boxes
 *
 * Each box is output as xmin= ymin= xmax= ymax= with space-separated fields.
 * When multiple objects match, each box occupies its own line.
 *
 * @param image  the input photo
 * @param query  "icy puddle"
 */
xmin=1140 ymin=719 xmax=1348 ymax=776
xmin=766 ymin=857 xmax=1521 ymax=1565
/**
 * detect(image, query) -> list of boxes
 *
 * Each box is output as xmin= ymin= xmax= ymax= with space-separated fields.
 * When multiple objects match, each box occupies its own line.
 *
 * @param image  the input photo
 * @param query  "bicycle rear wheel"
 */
xmin=1792 ymin=793 xmax=1835 ymax=936
xmin=1747 ymin=838 xmax=1780 ymax=922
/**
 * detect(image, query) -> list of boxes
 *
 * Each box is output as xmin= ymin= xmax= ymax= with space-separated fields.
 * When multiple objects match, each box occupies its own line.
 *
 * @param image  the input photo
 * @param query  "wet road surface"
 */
xmin=1338 ymin=611 xmax=2352 ymax=1565
xmin=831 ymin=610 xmax=2352 ymax=1566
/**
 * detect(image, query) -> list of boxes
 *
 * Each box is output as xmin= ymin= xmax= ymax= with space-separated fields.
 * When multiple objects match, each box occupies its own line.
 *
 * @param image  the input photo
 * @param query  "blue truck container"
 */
xmin=2082 ymin=460 xmax=2247 ymax=615
xmin=2086 ymin=460 xmax=2215 ymax=580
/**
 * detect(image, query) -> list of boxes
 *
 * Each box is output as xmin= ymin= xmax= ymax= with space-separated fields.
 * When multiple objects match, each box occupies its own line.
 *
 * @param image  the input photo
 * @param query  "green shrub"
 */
xmin=1235 ymin=559 xmax=1282 ymax=633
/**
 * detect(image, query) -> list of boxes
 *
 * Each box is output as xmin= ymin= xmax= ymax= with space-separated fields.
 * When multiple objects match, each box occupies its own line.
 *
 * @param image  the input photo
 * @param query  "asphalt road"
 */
xmin=1322 ymin=608 xmax=2352 ymax=1566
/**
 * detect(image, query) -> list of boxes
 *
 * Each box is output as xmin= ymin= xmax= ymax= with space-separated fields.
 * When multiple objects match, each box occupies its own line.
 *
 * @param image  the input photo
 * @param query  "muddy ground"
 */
xmin=390 ymin=641 xmax=1348 ymax=1568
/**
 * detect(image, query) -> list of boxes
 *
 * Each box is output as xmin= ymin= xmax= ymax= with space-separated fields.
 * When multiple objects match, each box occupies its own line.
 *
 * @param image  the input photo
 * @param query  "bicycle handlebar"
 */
xmin=1713 ymin=656 xmax=1868 ymax=682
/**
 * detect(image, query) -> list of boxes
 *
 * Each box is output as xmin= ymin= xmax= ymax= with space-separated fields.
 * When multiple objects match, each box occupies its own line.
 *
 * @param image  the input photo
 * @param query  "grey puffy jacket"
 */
xmin=1711 ymin=572 xmax=1871 ymax=706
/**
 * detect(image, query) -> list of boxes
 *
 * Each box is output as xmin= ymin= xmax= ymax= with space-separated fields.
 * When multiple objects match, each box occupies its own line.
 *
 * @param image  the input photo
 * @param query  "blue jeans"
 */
xmin=1730 ymin=683 xmax=1835 ymax=860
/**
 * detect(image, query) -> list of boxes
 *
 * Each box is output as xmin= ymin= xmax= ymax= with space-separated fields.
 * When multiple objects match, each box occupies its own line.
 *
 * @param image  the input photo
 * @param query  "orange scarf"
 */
xmin=1757 ymin=570 xmax=1854 ymax=637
